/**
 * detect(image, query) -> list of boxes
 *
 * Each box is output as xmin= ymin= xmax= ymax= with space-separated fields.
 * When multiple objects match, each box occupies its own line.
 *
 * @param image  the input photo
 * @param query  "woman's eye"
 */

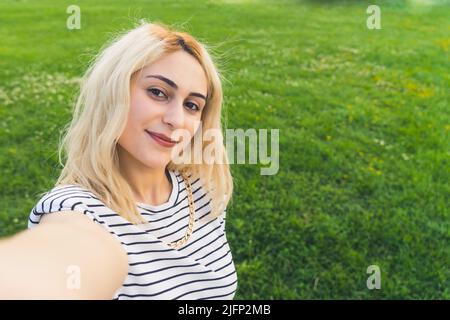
xmin=148 ymin=88 xmax=166 ymax=98
xmin=185 ymin=102 xmax=200 ymax=112
xmin=147 ymin=88 xmax=200 ymax=112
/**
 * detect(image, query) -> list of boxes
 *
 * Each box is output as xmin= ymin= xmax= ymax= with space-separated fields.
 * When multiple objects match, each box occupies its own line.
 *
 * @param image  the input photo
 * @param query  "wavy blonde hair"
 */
xmin=54 ymin=21 xmax=233 ymax=224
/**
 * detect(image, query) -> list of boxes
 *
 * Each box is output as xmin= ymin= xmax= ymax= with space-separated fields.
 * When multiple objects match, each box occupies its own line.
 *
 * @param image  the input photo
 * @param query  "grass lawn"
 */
xmin=0 ymin=0 xmax=448 ymax=299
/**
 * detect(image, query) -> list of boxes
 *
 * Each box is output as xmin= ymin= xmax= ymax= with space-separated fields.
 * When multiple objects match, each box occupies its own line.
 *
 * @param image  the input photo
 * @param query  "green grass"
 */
xmin=0 ymin=0 xmax=449 ymax=299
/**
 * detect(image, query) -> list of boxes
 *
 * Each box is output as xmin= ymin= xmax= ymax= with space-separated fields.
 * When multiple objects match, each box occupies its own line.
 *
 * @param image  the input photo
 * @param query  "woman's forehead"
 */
xmin=136 ymin=51 xmax=208 ymax=93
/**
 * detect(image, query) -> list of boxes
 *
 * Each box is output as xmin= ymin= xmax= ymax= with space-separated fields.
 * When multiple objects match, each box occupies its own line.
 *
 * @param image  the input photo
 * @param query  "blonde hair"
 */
xmin=54 ymin=21 xmax=233 ymax=224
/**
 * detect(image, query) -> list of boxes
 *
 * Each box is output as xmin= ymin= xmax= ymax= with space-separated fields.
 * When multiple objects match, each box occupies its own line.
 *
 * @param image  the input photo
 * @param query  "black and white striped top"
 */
xmin=28 ymin=170 xmax=238 ymax=300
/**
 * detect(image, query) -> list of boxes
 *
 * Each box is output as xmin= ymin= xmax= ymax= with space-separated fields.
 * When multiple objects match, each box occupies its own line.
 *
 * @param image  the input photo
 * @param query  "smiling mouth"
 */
xmin=145 ymin=130 xmax=179 ymax=142
xmin=145 ymin=130 xmax=180 ymax=147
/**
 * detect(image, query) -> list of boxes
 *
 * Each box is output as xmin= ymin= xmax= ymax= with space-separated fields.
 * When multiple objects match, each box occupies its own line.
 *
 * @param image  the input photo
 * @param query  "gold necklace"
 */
xmin=167 ymin=171 xmax=195 ymax=249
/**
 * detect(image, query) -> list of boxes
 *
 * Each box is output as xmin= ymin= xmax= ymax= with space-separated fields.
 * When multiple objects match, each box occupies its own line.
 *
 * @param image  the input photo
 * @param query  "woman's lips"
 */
xmin=145 ymin=130 xmax=177 ymax=148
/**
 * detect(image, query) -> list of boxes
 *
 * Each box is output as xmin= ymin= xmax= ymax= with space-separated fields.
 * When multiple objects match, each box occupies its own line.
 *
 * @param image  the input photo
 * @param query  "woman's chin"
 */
xmin=142 ymin=157 xmax=171 ymax=170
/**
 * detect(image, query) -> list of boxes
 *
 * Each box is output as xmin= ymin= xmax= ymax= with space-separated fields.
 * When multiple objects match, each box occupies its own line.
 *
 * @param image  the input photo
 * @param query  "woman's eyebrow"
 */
xmin=146 ymin=74 xmax=207 ymax=101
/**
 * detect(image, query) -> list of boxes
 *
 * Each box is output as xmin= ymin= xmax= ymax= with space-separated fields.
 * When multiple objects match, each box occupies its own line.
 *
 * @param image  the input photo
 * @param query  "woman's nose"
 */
xmin=162 ymin=98 xmax=185 ymax=129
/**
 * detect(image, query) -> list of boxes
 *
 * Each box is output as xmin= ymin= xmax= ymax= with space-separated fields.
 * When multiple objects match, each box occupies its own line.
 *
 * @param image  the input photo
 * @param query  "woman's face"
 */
xmin=118 ymin=50 xmax=208 ymax=169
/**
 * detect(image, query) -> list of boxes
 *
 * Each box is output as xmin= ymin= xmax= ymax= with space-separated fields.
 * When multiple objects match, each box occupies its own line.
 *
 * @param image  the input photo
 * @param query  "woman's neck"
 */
xmin=118 ymin=148 xmax=173 ymax=206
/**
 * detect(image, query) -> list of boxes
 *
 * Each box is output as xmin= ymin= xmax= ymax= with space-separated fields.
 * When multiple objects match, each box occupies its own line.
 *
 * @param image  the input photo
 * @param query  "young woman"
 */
xmin=0 ymin=21 xmax=237 ymax=299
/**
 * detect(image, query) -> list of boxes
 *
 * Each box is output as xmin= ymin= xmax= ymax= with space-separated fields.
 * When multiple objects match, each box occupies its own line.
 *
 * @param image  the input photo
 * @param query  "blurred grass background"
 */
xmin=0 ymin=0 xmax=449 ymax=299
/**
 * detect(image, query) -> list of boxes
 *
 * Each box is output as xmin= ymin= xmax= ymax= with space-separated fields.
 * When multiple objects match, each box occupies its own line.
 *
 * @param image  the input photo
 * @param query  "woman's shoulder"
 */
xmin=33 ymin=184 xmax=103 ymax=211
xmin=28 ymin=184 xmax=106 ymax=228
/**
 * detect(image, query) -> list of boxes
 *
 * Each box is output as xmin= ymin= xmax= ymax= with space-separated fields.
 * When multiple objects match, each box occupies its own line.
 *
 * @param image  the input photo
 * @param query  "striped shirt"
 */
xmin=28 ymin=169 xmax=238 ymax=300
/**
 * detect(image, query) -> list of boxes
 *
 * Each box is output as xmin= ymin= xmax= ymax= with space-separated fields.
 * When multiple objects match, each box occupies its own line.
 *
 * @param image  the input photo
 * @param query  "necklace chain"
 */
xmin=135 ymin=171 xmax=195 ymax=249
xmin=167 ymin=171 xmax=195 ymax=249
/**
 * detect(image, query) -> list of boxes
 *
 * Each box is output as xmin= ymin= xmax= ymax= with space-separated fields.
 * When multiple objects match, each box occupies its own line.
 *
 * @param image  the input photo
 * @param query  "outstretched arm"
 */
xmin=0 ymin=211 xmax=128 ymax=299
